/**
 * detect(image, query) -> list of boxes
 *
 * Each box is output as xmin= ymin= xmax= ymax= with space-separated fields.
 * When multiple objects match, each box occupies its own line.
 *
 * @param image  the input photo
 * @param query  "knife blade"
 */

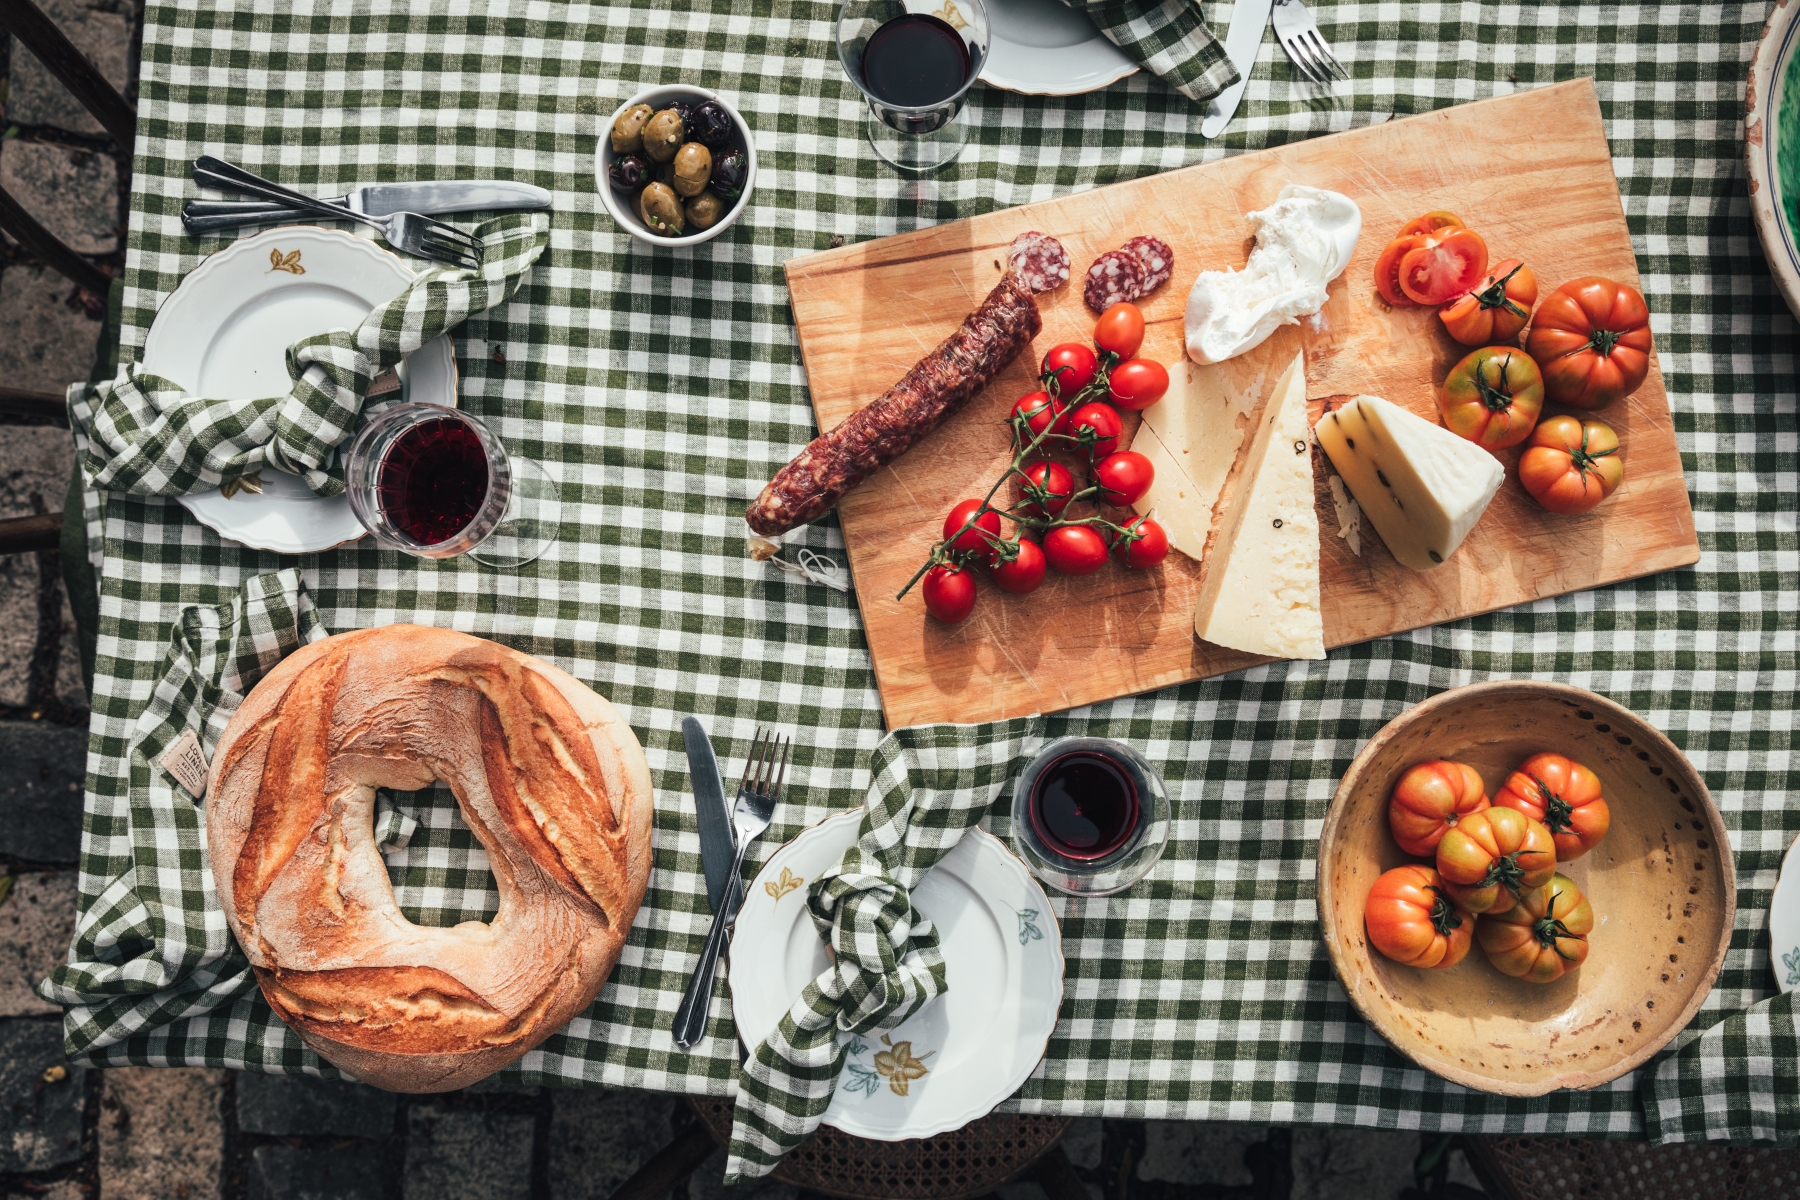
xmin=181 ymin=179 xmax=552 ymax=233
xmin=682 ymin=716 xmax=739 ymax=916
xmin=1200 ymin=0 xmax=1276 ymax=140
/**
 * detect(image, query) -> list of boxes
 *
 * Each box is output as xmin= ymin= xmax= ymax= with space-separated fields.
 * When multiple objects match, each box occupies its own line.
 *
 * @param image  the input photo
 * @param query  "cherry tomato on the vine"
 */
xmin=1093 ymin=303 xmax=1145 ymax=360
xmin=921 ymin=563 xmax=976 ymax=624
xmin=989 ymin=537 xmax=1047 ymax=595
xmin=1108 ymin=359 xmax=1169 ymax=411
xmin=1043 ymin=525 xmax=1110 ymax=575
xmin=1040 ymin=343 xmax=1098 ymax=399
xmin=1398 ymin=228 xmax=1489 ymax=306
xmin=942 ymin=499 xmax=1001 ymax=554
xmin=1068 ymin=401 xmax=1122 ymax=462
xmin=1019 ymin=460 xmax=1074 ymax=518
xmin=1011 ymin=390 xmax=1068 ymax=439
xmin=1094 ymin=451 xmax=1154 ymax=507
xmin=1117 ymin=516 xmax=1169 ymax=568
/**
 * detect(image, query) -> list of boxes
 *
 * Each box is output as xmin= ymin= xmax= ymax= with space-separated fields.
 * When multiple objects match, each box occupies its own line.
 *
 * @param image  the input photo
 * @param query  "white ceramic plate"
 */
xmin=1748 ymin=0 xmax=1800 ymax=322
xmin=906 ymin=0 xmax=1136 ymax=96
xmin=730 ymin=811 xmax=1064 ymax=1141
xmin=1770 ymin=834 xmax=1800 ymax=994
xmin=143 ymin=227 xmax=458 ymax=554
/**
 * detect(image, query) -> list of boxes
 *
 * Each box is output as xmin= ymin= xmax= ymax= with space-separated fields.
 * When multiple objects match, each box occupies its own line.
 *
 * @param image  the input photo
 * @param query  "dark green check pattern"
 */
xmin=59 ymin=0 xmax=1797 ymax=1143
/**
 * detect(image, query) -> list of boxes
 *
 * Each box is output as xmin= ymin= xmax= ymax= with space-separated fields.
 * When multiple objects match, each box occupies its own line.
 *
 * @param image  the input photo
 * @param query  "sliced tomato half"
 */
xmin=1398 ymin=210 xmax=1466 ymax=237
xmin=1374 ymin=235 xmax=1427 ymax=307
xmin=1398 ymin=228 xmax=1489 ymax=306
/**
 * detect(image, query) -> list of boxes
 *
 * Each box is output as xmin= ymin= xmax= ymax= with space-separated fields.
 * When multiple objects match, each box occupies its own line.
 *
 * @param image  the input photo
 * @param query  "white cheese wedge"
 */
xmin=1314 ymin=394 xmax=1505 ymax=572
xmin=1127 ymin=359 xmax=1258 ymax=564
xmin=1191 ymin=351 xmax=1324 ymax=660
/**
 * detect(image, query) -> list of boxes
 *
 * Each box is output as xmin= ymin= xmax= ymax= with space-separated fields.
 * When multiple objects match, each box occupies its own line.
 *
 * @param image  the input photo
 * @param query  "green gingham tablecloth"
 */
xmin=64 ymin=0 xmax=1798 ymax=1141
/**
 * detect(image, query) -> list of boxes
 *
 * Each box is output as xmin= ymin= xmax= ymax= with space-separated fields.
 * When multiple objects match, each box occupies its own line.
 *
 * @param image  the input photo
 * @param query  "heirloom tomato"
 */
xmin=1364 ymin=864 xmax=1473 ymax=969
xmin=1374 ymin=235 xmax=1427 ymax=307
xmin=1116 ymin=516 xmax=1169 ymax=568
xmin=1494 ymin=752 xmax=1610 ymax=862
xmin=1387 ymin=760 xmax=1490 ymax=858
xmin=1518 ymin=416 xmax=1622 ymax=516
xmin=1476 ymin=873 xmax=1593 ymax=983
xmin=1437 ymin=346 xmax=1544 ymax=451
xmin=989 ymin=537 xmax=1047 ymax=595
xmin=1041 ymin=342 xmax=1098 ymax=399
xmin=1435 ymin=806 xmax=1557 ymax=915
xmin=1093 ymin=303 xmax=1146 ymax=360
xmin=922 ymin=563 xmax=976 ymax=624
xmin=1398 ymin=210 xmax=1466 ymax=237
xmin=1524 ymin=276 xmax=1653 ymax=410
xmin=1012 ymin=390 xmax=1068 ymax=440
xmin=1107 ymin=358 xmax=1170 ymax=411
xmin=1398 ymin=228 xmax=1488 ymax=305
xmin=1439 ymin=259 xmax=1537 ymax=346
xmin=1019 ymin=460 xmax=1075 ymax=518
xmin=1068 ymin=402 xmax=1122 ymax=462
xmin=1043 ymin=525 xmax=1109 ymax=575
xmin=942 ymin=499 xmax=1001 ymax=554
xmin=1094 ymin=451 xmax=1155 ymax=507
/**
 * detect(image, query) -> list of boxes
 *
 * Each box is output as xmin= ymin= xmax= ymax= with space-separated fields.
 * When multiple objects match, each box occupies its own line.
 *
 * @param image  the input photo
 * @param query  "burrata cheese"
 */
xmin=1184 ymin=184 xmax=1362 ymax=365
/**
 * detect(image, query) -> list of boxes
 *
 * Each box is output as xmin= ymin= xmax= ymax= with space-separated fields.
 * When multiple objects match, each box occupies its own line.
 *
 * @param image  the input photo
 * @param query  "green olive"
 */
xmin=642 ymin=108 xmax=685 ymax=162
xmin=671 ymin=143 xmax=713 ymax=198
xmin=685 ymin=190 xmax=727 ymax=231
xmin=637 ymin=182 xmax=685 ymax=236
xmin=609 ymin=104 xmax=653 ymax=154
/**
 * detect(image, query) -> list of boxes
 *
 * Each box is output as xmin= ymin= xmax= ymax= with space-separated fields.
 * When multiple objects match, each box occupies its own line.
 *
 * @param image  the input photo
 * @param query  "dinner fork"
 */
xmin=1272 ymin=0 xmax=1349 ymax=85
xmin=671 ymin=728 xmax=789 ymax=1050
xmin=192 ymin=156 xmax=485 ymax=271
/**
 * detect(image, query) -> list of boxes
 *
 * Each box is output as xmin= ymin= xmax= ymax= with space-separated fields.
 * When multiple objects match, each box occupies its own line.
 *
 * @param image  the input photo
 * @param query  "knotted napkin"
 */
xmin=1057 ymin=0 xmax=1238 ymax=105
xmin=726 ymin=720 xmax=1042 ymax=1181
xmin=70 ymin=212 xmax=550 ymax=500
xmin=1644 ymin=986 xmax=1800 ymax=1144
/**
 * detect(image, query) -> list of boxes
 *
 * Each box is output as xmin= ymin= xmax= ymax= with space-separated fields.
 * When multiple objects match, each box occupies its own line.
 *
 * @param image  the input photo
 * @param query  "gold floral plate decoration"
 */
xmin=730 ymin=809 xmax=1065 ymax=1141
xmin=143 ymin=226 xmax=458 ymax=554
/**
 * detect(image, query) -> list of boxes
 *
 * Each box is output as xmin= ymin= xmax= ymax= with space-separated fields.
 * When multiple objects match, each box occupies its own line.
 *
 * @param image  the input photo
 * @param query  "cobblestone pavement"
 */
xmin=0 ymin=4 xmax=1490 ymax=1199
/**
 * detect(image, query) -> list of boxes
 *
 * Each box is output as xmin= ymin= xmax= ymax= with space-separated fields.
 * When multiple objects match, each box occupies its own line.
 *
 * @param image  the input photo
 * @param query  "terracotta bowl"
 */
xmin=1317 ymin=680 xmax=1734 ymax=1096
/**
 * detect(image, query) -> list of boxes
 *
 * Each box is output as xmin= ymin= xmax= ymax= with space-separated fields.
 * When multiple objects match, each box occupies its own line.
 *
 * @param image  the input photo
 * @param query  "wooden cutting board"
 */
xmin=782 ymin=79 xmax=1698 ymax=730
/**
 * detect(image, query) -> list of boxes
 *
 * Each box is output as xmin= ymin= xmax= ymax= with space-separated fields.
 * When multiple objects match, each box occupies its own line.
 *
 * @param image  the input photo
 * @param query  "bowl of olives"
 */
xmin=598 ymin=85 xmax=755 ymax=247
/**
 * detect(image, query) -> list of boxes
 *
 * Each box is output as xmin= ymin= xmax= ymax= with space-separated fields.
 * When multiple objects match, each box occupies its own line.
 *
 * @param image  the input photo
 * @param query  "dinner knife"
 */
xmin=181 ymin=178 xmax=552 ymax=234
xmin=1200 ymin=0 xmax=1276 ymax=140
xmin=681 ymin=716 xmax=740 ymax=917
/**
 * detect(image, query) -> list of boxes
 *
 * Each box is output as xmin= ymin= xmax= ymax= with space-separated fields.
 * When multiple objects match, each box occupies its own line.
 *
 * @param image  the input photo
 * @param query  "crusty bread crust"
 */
xmin=206 ymin=625 xmax=653 ymax=1093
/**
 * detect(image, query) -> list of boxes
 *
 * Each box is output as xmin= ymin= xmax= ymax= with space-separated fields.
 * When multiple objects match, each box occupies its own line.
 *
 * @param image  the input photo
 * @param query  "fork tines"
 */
xmin=741 ymin=729 xmax=790 ymax=801
xmin=409 ymin=215 xmax=485 ymax=271
xmin=1282 ymin=28 xmax=1349 ymax=85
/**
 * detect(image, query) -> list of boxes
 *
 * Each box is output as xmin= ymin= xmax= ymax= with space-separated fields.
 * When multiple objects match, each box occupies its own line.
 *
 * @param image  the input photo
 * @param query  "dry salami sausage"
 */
xmin=1008 ymin=232 xmax=1070 ymax=293
xmin=1122 ymin=235 xmax=1175 ymax=293
xmin=746 ymin=271 xmax=1043 ymax=539
xmin=1083 ymin=250 xmax=1144 ymax=313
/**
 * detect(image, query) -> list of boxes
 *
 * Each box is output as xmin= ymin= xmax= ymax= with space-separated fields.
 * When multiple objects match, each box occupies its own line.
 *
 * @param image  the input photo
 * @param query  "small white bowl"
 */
xmin=596 ymin=84 xmax=756 ymax=248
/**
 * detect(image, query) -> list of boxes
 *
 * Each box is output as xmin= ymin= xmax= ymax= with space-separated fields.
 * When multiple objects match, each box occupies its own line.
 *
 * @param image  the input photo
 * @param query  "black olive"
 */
xmin=690 ymin=100 xmax=734 ymax=149
xmin=664 ymin=99 xmax=695 ymax=127
xmin=608 ymin=154 xmax=651 ymax=191
xmin=709 ymin=148 xmax=748 ymax=200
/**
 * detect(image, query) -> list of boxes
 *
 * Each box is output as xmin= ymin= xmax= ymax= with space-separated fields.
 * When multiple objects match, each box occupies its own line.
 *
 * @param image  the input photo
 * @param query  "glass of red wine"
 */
xmin=344 ymin=403 xmax=559 ymax=568
xmin=1010 ymin=737 xmax=1170 ymax=896
xmin=836 ymin=0 xmax=991 ymax=174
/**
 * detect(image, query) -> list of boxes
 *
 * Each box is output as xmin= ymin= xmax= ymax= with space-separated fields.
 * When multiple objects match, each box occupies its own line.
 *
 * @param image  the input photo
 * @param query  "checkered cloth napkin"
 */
xmin=70 ymin=213 xmax=548 ymax=499
xmin=728 ymin=720 xmax=1041 ymax=1180
xmin=33 ymin=571 xmax=372 ymax=1050
xmin=1058 ymin=0 xmax=1238 ymax=104
xmin=1647 ymin=992 xmax=1800 ymax=1143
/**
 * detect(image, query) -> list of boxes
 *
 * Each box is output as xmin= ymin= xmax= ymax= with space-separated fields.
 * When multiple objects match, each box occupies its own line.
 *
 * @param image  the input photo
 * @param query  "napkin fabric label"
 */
xmin=158 ymin=728 xmax=210 ymax=799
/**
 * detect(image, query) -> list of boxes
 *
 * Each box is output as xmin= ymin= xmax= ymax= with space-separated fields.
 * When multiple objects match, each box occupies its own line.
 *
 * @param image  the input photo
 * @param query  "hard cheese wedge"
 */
xmin=1314 ymin=394 xmax=1505 ymax=571
xmin=1128 ymin=357 xmax=1266 ymax=564
xmin=1191 ymin=351 xmax=1324 ymax=660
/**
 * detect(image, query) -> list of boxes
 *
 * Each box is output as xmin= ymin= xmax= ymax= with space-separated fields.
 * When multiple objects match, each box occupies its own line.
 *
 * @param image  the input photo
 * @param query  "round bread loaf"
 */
xmin=206 ymin=625 xmax=653 ymax=1093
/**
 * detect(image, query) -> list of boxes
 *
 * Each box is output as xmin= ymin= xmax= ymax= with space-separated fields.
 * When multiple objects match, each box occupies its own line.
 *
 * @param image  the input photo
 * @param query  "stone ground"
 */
xmin=0 ymin=6 xmax=1498 ymax=1200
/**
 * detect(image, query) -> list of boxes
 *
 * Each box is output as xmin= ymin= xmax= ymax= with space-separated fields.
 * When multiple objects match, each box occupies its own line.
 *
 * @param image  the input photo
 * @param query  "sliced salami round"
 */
xmin=1008 ymin=232 xmax=1071 ymax=293
xmin=1083 ymin=249 xmax=1145 ymax=313
xmin=1122 ymin=235 xmax=1175 ymax=294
